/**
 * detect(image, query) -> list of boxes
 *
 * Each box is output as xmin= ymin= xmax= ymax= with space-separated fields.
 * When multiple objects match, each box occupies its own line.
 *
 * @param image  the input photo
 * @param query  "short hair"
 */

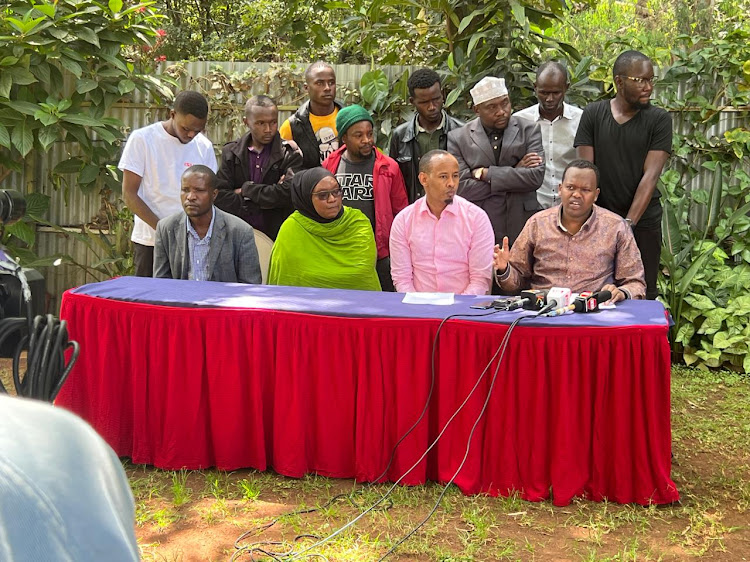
xmin=182 ymin=164 xmax=217 ymax=189
xmin=562 ymin=159 xmax=600 ymax=187
xmin=536 ymin=61 xmax=568 ymax=83
xmin=244 ymin=95 xmax=277 ymax=116
xmin=419 ymin=149 xmax=455 ymax=173
xmin=173 ymin=91 xmax=209 ymax=119
xmin=612 ymin=50 xmax=651 ymax=80
xmin=304 ymin=61 xmax=334 ymax=82
xmin=408 ymin=68 xmax=441 ymax=97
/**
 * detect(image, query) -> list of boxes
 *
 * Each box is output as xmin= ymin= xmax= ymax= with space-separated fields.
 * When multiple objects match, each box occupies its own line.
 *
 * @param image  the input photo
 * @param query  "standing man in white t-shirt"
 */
xmin=119 ymin=91 xmax=218 ymax=277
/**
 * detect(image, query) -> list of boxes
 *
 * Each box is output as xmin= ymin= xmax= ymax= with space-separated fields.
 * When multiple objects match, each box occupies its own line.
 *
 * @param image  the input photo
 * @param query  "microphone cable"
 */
xmin=376 ymin=315 xmax=528 ymax=560
xmin=230 ymin=309 xmax=503 ymax=561
xmin=287 ymin=311 xmax=524 ymax=561
xmin=0 ymin=258 xmax=79 ymax=401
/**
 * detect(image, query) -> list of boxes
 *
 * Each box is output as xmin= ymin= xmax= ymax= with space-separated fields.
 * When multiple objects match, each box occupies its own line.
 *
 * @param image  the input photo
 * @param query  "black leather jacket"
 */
xmin=288 ymin=99 xmax=345 ymax=170
xmin=388 ymin=112 xmax=465 ymax=203
xmin=215 ymin=131 xmax=303 ymax=239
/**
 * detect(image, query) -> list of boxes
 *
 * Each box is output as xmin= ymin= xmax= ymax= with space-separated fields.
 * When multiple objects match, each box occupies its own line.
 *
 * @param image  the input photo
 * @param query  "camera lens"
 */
xmin=0 ymin=190 xmax=26 ymax=225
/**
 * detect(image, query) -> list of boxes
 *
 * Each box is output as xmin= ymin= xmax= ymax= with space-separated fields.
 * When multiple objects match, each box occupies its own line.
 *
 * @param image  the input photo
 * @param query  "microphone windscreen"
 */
xmin=595 ymin=290 xmax=612 ymax=302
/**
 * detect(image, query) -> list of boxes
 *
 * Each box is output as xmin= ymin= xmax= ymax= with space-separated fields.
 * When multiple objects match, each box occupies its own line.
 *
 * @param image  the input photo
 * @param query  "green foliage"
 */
xmin=0 ymin=0 xmax=175 ymax=265
xmin=0 ymin=0 xmax=173 ymax=191
xmin=655 ymin=27 xmax=750 ymax=372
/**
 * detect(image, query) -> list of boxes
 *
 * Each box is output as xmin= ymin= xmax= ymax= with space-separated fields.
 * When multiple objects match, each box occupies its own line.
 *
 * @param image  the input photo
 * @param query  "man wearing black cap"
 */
xmin=322 ymin=105 xmax=408 ymax=291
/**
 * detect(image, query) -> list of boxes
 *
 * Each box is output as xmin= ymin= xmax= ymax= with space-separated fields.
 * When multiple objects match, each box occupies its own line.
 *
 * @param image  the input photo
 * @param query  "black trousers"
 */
xmin=133 ymin=242 xmax=154 ymax=278
xmin=632 ymin=224 xmax=661 ymax=300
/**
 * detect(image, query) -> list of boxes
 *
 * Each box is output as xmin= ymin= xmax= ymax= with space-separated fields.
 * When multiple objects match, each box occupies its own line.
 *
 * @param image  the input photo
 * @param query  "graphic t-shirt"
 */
xmin=336 ymin=153 xmax=376 ymax=231
xmin=279 ymin=108 xmax=340 ymax=164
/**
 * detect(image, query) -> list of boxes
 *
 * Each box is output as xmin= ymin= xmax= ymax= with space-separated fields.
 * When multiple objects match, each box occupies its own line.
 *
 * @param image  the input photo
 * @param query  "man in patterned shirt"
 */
xmin=493 ymin=159 xmax=645 ymax=302
xmin=154 ymin=165 xmax=261 ymax=284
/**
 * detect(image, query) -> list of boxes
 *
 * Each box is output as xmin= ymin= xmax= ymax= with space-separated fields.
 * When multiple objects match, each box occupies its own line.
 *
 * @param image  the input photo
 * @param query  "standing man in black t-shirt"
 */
xmin=575 ymin=50 xmax=672 ymax=300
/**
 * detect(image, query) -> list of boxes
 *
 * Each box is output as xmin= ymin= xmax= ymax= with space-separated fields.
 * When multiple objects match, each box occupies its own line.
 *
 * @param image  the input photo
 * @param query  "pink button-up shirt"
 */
xmin=389 ymin=195 xmax=494 ymax=295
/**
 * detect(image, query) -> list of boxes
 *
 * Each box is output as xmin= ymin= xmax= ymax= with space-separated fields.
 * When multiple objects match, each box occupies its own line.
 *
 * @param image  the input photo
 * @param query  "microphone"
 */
xmin=546 ymin=289 xmax=613 ymax=316
xmin=537 ymin=287 xmax=572 ymax=315
xmin=580 ymin=289 xmax=612 ymax=311
xmin=520 ymin=289 xmax=548 ymax=310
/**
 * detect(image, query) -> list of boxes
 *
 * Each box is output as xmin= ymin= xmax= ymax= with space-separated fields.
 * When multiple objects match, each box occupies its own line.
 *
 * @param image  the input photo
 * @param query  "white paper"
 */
xmin=402 ymin=292 xmax=455 ymax=305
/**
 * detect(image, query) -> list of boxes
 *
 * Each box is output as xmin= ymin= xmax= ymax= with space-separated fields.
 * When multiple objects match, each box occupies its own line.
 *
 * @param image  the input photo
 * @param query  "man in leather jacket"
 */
xmin=389 ymin=69 xmax=464 ymax=203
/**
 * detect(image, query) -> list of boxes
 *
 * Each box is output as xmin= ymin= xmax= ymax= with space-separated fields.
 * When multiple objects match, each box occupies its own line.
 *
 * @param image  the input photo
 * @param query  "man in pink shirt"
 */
xmin=389 ymin=150 xmax=495 ymax=295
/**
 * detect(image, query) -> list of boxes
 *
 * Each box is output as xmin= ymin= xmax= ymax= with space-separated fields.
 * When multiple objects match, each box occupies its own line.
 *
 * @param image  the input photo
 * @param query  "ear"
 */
xmin=473 ymin=104 xmax=480 ymax=115
xmin=418 ymin=171 xmax=428 ymax=189
xmin=595 ymin=188 xmax=600 ymax=201
xmin=211 ymin=188 xmax=218 ymax=203
xmin=408 ymin=96 xmax=414 ymax=105
xmin=303 ymin=82 xmax=310 ymax=93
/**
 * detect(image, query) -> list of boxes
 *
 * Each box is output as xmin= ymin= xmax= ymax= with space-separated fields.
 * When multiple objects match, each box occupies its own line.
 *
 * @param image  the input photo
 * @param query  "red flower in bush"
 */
xmin=156 ymin=29 xmax=167 ymax=37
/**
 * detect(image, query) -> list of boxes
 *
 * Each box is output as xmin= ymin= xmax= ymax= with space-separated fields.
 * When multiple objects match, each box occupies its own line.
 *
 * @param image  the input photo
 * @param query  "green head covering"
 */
xmin=336 ymin=104 xmax=374 ymax=138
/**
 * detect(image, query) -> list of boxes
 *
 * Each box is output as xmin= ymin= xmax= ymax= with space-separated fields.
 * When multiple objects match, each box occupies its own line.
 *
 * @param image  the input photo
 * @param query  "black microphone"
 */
xmin=520 ymin=289 xmax=548 ymax=310
xmin=577 ymin=290 xmax=612 ymax=312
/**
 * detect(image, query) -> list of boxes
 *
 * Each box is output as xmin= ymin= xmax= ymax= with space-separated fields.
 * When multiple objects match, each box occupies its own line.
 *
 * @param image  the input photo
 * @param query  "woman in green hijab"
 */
xmin=268 ymin=167 xmax=381 ymax=290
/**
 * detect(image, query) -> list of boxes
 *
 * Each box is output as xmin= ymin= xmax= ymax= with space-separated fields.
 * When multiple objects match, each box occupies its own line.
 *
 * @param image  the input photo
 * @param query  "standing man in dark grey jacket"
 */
xmin=216 ymin=95 xmax=303 ymax=239
xmin=448 ymin=76 xmax=544 ymax=248
xmin=389 ymin=68 xmax=464 ymax=203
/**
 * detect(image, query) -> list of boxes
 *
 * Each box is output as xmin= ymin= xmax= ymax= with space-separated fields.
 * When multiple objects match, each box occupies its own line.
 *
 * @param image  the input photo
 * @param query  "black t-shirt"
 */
xmin=336 ymin=153 xmax=376 ymax=231
xmin=574 ymin=100 xmax=672 ymax=228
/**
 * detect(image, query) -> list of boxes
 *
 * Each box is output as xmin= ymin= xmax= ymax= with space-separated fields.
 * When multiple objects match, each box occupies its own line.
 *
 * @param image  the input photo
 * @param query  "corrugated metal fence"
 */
xmin=1 ymin=62 xmax=748 ymax=310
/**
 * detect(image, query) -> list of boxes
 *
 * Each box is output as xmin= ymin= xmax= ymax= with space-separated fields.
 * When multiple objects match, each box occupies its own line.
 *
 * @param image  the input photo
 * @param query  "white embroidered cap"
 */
xmin=470 ymin=77 xmax=508 ymax=106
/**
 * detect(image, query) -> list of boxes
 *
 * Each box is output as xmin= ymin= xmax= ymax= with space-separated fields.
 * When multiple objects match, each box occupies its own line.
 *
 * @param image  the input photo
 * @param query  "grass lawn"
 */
xmin=2 ymin=361 xmax=747 ymax=560
xmin=121 ymin=365 xmax=749 ymax=561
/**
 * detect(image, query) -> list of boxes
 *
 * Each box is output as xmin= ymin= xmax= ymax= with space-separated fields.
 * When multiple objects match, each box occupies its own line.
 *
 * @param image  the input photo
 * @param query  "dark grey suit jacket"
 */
xmin=153 ymin=207 xmax=262 ymax=284
xmin=447 ymin=115 xmax=544 ymax=245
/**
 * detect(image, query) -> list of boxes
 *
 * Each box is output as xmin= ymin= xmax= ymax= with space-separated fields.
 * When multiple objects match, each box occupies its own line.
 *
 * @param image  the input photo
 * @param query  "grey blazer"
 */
xmin=153 ymin=207 xmax=262 ymax=284
xmin=448 ymin=115 xmax=545 ymax=246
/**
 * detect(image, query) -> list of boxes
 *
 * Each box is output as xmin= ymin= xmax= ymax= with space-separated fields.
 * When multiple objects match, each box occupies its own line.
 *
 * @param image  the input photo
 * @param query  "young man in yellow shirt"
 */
xmin=279 ymin=61 xmax=343 ymax=169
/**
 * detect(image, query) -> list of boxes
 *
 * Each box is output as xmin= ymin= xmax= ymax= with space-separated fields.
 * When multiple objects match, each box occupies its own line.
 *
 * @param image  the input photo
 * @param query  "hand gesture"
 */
xmin=493 ymin=237 xmax=510 ymax=272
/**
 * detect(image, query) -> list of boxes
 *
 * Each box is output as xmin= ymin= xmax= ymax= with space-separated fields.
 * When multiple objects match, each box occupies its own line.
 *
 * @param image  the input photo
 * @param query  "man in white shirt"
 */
xmin=119 ymin=91 xmax=218 ymax=276
xmin=515 ymin=62 xmax=582 ymax=209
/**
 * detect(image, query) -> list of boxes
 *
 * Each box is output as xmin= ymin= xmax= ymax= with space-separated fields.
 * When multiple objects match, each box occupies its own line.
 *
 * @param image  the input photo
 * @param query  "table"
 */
xmin=56 ymin=277 xmax=679 ymax=506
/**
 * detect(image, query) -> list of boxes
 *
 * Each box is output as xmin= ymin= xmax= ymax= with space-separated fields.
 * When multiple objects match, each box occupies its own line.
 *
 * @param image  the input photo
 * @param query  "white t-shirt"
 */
xmin=118 ymin=122 xmax=217 ymax=246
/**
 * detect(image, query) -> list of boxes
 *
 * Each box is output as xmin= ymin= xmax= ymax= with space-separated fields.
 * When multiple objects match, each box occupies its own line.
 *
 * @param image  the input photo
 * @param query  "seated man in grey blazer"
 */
xmin=154 ymin=165 xmax=262 ymax=283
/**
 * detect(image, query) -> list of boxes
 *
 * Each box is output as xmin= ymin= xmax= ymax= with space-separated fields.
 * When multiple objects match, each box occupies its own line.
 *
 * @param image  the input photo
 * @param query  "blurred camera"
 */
xmin=0 ymin=189 xmax=26 ymax=225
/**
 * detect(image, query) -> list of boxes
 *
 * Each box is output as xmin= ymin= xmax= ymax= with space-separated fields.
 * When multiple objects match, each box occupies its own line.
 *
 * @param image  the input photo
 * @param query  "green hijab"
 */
xmin=268 ymin=169 xmax=380 ymax=291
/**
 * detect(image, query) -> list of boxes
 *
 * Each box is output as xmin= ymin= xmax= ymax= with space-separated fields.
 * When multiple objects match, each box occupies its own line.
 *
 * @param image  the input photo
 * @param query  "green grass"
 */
xmin=129 ymin=365 xmax=749 ymax=561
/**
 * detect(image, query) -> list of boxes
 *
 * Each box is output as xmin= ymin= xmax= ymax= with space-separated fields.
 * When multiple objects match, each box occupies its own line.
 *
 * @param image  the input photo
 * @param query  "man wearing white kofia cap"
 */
xmin=448 ymin=76 xmax=544 ymax=250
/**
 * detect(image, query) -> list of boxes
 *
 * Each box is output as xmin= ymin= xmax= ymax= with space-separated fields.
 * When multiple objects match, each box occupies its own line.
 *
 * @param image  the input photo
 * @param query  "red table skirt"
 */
xmin=56 ymin=292 xmax=678 ymax=506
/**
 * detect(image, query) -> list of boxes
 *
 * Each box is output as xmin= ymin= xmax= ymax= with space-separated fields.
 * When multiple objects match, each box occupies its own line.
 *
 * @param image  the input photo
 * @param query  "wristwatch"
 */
xmin=625 ymin=218 xmax=634 ymax=228
xmin=473 ymin=168 xmax=484 ymax=180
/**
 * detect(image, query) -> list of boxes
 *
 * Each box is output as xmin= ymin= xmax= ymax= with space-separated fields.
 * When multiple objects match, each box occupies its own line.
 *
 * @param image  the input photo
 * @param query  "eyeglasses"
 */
xmin=619 ymin=75 xmax=657 ymax=86
xmin=312 ymin=188 xmax=343 ymax=201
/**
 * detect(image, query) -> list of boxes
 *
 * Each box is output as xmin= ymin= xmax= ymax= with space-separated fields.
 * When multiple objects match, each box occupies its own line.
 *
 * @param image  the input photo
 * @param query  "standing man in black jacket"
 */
xmin=389 ymin=69 xmax=464 ymax=203
xmin=216 ymin=95 xmax=303 ymax=239
xmin=279 ymin=61 xmax=343 ymax=170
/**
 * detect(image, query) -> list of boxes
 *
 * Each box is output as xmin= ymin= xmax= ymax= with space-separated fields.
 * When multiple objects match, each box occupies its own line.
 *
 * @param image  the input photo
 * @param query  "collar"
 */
xmin=416 ymin=111 xmax=447 ymax=134
xmin=416 ymin=195 xmax=459 ymax=219
xmin=530 ymin=102 xmax=577 ymax=123
xmin=186 ymin=206 xmax=216 ymax=241
xmin=557 ymin=203 xmax=597 ymax=233
xmin=248 ymin=142 xmax=270 ymax=155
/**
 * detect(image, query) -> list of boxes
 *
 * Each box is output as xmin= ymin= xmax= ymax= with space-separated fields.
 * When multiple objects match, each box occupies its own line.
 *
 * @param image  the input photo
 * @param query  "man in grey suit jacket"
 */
xmin=154 ymin=165 xmax=262 ymax=284
xmin=448 ymin=76 xmax=545 ymax=247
